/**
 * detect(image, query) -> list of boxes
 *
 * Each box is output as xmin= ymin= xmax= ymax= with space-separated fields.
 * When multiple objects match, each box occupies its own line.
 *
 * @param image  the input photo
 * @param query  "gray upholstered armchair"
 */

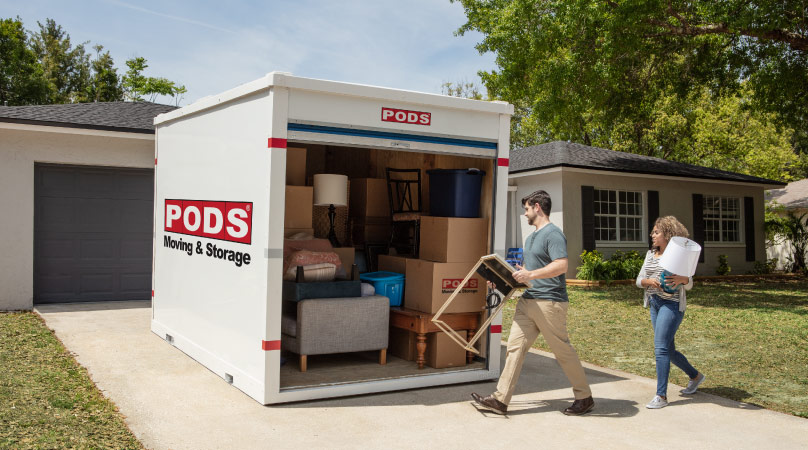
xmin=281 ymin=295 xmax=390 ymax=372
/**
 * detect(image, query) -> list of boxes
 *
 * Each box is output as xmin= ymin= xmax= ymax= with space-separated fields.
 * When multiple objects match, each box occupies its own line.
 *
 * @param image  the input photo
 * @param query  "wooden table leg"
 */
xmin=466 ymin=329 xmax=475 ymax=364
xmin=416 ymin=333 xmax=427 ymax=369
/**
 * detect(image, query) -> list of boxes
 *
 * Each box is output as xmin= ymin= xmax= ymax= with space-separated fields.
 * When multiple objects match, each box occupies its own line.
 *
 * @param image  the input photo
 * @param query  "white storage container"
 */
xmin=151 ymin=72 xmax=513 ymax=404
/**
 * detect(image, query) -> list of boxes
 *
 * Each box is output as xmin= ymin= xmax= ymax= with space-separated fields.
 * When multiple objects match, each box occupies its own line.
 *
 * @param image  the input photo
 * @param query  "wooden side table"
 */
xmin=389 ymin=307 xmax=480 ymax=369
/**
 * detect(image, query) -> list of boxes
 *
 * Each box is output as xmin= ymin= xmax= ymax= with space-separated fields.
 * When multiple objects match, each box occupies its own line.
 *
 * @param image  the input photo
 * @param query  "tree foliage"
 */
xmin=122 ymin=57 xmax=186 ymax=105
xmin=0 ymin=17 xmax=49 ymax=105
xmin=0 ymin=17 xmax=184 ymax=106
xmin=454 ymin=0 xmax=807 ymax=180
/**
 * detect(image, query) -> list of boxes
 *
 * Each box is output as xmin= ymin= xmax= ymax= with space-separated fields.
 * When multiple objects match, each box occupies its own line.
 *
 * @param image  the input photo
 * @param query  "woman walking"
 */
xmin=637 ymin=216 xmax=706 ymax=409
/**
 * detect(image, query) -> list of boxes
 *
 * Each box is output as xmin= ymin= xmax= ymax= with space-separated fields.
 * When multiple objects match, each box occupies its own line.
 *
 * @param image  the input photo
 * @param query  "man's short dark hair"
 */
xmin=522 ymin=190 xmax=551 ymax=216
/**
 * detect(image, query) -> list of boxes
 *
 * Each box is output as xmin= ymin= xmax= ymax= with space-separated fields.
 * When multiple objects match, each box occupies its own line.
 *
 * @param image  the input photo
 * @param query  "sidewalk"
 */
xmin=37 ymin=301 xmax=808 ymax=450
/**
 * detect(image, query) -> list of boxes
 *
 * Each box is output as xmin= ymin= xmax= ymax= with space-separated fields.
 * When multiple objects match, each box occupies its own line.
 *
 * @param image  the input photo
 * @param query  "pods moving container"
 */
xmin=152 ymin=72 xmax=513 ymax=404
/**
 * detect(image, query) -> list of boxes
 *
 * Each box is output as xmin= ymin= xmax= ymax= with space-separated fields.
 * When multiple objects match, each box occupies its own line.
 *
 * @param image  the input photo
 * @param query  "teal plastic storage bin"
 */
xmin=359 ymin=271 xmax=405 ymax=306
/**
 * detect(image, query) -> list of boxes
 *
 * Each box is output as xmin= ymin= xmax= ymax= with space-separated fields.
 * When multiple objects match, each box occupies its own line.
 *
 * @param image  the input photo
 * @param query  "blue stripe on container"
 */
xmin=287 ymin=123 xmax=497 ymax=150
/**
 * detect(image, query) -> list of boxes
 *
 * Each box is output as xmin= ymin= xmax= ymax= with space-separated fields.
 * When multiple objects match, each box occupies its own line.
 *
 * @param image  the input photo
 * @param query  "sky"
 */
xmin=2 ymin=0 xmax=498 ymax=106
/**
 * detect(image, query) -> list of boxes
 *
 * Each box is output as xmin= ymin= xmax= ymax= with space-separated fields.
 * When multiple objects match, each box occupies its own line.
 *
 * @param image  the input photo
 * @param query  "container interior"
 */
xmin=280 ymin=142 xmax=497 ymax=391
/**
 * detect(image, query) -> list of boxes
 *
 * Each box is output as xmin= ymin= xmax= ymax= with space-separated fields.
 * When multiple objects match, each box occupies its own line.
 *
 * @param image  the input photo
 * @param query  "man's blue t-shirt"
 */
xmin=521 ymin=223 xmax=568 ymax=302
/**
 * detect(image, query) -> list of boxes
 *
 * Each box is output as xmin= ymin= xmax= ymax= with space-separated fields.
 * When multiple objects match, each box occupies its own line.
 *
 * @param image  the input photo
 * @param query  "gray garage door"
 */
xmin=34 ymin=164 xmax=153 ymax=304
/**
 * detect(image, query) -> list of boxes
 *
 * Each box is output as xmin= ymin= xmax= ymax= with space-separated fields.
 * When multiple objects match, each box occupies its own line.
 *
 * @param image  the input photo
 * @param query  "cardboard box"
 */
xmin=286 ymin=147 xmax=307 ymax=186
xmin=284 ymin=186 xmax=313 ymax=228
xmin=389 ymin=328 xmax=417 ymax=361
xmin=378 ymin=254 xmax=410 ymax=274
xmin=349 ymin=178 xmax=390 ymax=218
xmin=284 ymin=228 xmax=314 ymax=239
xmin=332 ymin=247 xmax=355 ymax=271
xmin=419 ymin=216 xmax=489 ymax=263
xmin=350 ymin=217 xmax=391 ymax=245
xmin=427 ymin=330 xmax=467 ymax=369
xmin=404 ymin=259 xmax=485 ymax=314
xmin=389 ymin=329 xmax=468 ymax=369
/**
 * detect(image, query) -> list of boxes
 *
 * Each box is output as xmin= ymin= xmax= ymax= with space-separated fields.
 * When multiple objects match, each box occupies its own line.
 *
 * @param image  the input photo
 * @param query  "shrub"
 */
xmin=716 ymin=254 xmax=731 ymax=275
xmin=576 ymin=250 xmax=646 ymax=281
xmin=750 ymin=258 xmax=778 ymax=275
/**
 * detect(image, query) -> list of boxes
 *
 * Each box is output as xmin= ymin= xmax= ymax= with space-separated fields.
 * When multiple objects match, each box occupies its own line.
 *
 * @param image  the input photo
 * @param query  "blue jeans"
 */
xmin=649 ymin=294 xmax=699 ymax=397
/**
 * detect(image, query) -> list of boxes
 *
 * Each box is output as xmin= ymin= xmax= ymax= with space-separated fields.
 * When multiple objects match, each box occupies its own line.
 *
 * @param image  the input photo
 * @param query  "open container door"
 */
xmin=267 ymin=75 xmax=513 ymax=404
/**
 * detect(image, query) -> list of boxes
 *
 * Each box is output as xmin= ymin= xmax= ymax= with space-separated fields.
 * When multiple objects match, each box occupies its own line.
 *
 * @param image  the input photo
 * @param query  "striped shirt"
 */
xmin=643 ymin=253 xmax=679 ymax=301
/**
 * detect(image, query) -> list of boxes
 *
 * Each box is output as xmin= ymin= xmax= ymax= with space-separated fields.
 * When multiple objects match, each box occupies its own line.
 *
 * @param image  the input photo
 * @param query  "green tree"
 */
xmin=88 ymin=45 xmax=123 ymax=102
xmin=30 ymin=18 xmax=91 ymax=103
xmin=454 ymin=0 xmax=807 ymax=176
xmin=0 ymin=17 xmax=49 ymax=105
xmin=441 ymin=80 xmax=486 ymax=100
xmin=122 ymin=57 xmax=185 ymax=104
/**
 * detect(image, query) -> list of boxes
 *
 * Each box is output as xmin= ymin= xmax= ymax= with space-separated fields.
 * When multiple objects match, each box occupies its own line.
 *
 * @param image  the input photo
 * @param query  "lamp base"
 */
xmin=327 ymin=204 xmax=340 ymax=248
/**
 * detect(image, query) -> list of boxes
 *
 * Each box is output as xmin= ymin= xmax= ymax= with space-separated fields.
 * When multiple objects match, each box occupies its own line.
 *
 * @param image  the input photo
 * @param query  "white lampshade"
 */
xmin=659 ymin=236 xmax=702 ymax=276
xmin=313 ymin=174 xmax=348 ymax=206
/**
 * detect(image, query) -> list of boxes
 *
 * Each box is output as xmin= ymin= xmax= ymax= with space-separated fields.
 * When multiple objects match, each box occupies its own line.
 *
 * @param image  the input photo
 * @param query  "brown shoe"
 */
xmin=563 ymin=396 xmax=594 ymax=416
xmin=471 ymin=392 xmax=508 ymax=415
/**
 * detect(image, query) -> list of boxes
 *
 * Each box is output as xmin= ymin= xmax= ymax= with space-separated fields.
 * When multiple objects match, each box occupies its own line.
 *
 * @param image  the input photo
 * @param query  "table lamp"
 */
xmin=313 ymin=174 xmax=348 ymax=247
xmin=658 ymin=236 xmax=702 ymax=293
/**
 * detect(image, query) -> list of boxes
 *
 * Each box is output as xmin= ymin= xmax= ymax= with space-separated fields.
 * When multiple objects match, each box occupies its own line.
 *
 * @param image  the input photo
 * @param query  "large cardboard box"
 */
xmin=389 ymin=329 xmax=468 ymax=369
xmin=286 ymin=147 xmax=307 ymax=186
xmin=404 ymin=259 xmax=485 ymax=314
xmin=378 ymin=254 xmax=410 ymax=274
xmin=349 ymin=178 xmax=390 ymax=218
xmin=419 ymin=216 xmax=489 ymax=263
xmin=284 ymin=186 xmax=313 ymax=228
xmin=349 ymin=217 xmax=391 ymax=245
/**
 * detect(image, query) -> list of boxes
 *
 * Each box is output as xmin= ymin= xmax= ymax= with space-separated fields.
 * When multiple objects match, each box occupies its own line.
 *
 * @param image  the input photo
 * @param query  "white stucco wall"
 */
xmin=0 ymin=125 xmax=154 ymax=310
xmin=509 ymin=167 xmax=769 ymax=279
xmin=508 ymin=170 xmax=564 ymax=249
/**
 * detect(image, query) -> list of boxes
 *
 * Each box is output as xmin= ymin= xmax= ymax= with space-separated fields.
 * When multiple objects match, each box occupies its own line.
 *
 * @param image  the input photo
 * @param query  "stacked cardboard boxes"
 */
xmin=390 ymin=215 xmax=489 ymax=368
xmin=348 ymin=178 xmax=391 ymax=246
xmin=284 ymin=147 xmax=314 ymax=236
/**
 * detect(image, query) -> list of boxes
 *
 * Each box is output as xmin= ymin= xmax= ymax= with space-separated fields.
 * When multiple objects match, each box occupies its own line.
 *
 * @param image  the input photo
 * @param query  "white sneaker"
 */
xmin=646 ymin=395 xmax=668 ymax=409
xmin=680 ymin=373 xmax=706 ymax=395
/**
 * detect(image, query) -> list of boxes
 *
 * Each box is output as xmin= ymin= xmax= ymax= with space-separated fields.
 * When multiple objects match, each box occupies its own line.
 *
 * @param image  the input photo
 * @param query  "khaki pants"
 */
xmin=493 ymin=297 xmax=592 ymax=405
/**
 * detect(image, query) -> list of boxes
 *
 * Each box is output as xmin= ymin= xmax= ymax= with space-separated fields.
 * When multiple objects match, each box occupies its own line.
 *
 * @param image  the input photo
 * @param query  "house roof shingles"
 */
xmin=766 ymin=178 xmax=808 ymax=208
xmin=510 ymin=141 xmax=785 ymax=187
xmin=0 ymin=102 xmax=177 ymax=134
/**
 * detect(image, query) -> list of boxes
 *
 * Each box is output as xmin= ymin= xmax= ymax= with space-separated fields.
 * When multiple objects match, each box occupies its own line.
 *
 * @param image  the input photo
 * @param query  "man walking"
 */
xmin=471 ymin=190 xmax=594 ymax=415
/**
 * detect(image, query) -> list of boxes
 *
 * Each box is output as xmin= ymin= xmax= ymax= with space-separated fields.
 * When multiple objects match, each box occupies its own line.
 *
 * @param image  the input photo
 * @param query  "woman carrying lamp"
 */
xmin=637 ymin=216 xmax=706 ymax=409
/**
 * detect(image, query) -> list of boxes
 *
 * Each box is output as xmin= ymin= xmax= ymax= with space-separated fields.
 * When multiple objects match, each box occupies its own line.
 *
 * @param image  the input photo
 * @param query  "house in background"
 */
xmin=0 ymin=102 xmax=176 ymax=310
xmin=506 ymin=141 xmax=785 ymax=278
xmin=765 ymin=178 xmax=808 ymax=270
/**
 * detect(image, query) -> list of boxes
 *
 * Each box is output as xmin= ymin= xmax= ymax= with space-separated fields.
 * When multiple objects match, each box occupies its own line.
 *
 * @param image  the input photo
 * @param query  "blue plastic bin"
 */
xmin=427 ymin=169 xmax=486 ymax=217
xmin=359 ymin=271 xmax=405 ymax=306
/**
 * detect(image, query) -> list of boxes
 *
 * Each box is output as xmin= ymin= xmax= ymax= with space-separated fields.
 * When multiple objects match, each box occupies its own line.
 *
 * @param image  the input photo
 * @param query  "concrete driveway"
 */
xmin=36 ymin=301 xmax=808 ymax=450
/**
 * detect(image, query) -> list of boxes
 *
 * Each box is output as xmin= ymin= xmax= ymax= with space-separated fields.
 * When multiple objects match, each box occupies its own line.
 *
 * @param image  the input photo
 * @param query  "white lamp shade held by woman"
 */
xmin=659 ymin=236 xmax=702 ymax=277
xmin=312 ymin=174 xmax=348 ymax=207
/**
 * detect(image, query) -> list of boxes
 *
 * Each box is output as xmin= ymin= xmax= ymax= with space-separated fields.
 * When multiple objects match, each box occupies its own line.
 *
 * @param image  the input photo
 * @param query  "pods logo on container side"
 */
xmin=164 ymin=199 xmax=252 ymax=244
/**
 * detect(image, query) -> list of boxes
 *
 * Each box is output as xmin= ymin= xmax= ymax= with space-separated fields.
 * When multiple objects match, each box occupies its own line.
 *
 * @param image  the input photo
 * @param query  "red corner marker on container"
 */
xmin=261 ymin=340 xmax=281 ymax=351
xmin=267 ymin=138 xmax=287 ymax=149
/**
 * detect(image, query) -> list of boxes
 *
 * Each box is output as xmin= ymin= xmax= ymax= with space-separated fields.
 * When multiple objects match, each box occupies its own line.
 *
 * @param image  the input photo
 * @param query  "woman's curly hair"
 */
xmin=652 ymin=216 xmax=689 ymax=251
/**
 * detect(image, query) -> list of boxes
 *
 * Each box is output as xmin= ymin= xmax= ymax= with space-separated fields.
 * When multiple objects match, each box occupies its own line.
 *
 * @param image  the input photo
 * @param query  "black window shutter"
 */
xmin=744 ymin=196 xmax=755 ymax=261
xmin=581 ymin=186 xmax=595 ymax=251
xmin=647 ymin=190 xmax=659 ymax=247
xmin=692 ymin=194 xmax=705 ymax=263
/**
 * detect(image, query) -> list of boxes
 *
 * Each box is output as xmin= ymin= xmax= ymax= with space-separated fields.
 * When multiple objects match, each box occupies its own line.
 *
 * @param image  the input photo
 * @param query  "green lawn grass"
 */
xmin=500 ymin=278 xmax=808 ymax=418
xmin=0 ymin=312 xmax=143 ymax=450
